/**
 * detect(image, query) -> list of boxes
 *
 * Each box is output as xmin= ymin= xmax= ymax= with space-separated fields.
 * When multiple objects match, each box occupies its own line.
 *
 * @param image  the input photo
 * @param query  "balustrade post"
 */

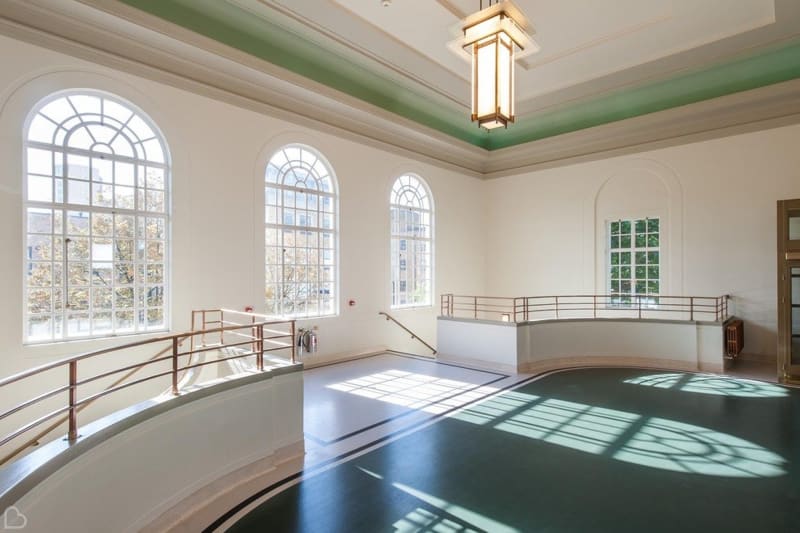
xmin=555 ymin=296 xmax=559 ymax=319
xmin=690 ymin=297 xmax=695 ymax=321
xmin=257 ymin=324 xmax=265 ymax=371
xmin=474 ymin=297 xmax=478 ymax=319
xmin=638 ymin=295 xmax=642 ymax=319
xmin=593 ymin=295 xmax=597 ymax=318
xmin=171 ymin=337 xmax=179 ymax=395
xmin=201 ymin=310 xmax=207 ymax=346
xmin=67 ymin=361 xmax=78 ymax=442
xmin=513 ymin=298 xmax=518 ymax=323
xmin=251 ymin=315 xmax=257 ymax=355
xmin=290 ymin=321 xmax=296 ymax=364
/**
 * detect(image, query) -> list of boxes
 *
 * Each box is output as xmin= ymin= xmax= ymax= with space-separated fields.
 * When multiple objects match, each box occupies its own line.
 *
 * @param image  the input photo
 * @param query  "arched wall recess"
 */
xmin=0 ymin=68 xmax=187 ymax=352
xmin=583 ymin=158 xmax=684 ymax=297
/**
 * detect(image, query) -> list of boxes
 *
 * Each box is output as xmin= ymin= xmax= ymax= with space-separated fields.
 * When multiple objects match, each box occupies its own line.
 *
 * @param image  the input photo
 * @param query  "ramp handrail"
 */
xmin=379 ymin=311 xmax=437 ymax=355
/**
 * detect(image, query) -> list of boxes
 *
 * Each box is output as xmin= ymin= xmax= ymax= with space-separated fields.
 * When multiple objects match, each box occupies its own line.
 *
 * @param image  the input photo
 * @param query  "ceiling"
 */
xmin=108 ymin=0 xmax=800 ymax=150
xmin=0 ymin=0 xmax=799 ymax=176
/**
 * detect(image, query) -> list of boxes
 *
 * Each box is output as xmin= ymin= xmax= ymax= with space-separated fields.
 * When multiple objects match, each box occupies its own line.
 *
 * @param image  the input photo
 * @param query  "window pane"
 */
xmin=24 ymin=92 xmax=169 ymax=342
xmin=265 ymin=145 xmax=338 ymax=317
xmin=608 ymin=217 xmax=660 ymax=302
xmin=390 ymin=175 xmax=433 ymax=308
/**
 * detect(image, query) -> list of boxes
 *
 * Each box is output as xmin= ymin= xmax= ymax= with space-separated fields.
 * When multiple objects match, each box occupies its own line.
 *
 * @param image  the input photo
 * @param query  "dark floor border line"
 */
xmin=301 ymin=351 xmax=385 ymax=371
xmin=207 ymin=363 xmax=797 ymax=531
xmin=386 ymin=350 xmax=509 ymax=378
xmin=305 ymin=374 xmax=510 ymax=445
xmin=302 ymin=432 xmax=327 ymax=447
xmin=302 ymin=350 xmax=508 ymax=379
xmin=204 ymin=372 xmax=547 ymax=532
xmin=206 ymin=363 xmax=736 ymax=531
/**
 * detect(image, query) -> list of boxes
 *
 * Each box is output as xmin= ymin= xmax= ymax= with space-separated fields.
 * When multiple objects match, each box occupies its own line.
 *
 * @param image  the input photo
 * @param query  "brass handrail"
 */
xmin=0 ymin=339 xmax=188 ymax=466
xmin=379 ymin=311 xmax=437 ymax=355
xmin=440 ymin=293 xmax=731 ymax=323
xmin=0 ymin=311 xmax=296 ymax=461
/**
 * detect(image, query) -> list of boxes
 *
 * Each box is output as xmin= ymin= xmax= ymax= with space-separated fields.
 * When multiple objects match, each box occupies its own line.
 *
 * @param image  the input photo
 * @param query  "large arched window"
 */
xmin=24 ymin=91 xmax=170 ymax=343
xmin=265 ymin=145 xmax=338 ymax=318
xmin=390 ymin=174 xmax=433 ymax=308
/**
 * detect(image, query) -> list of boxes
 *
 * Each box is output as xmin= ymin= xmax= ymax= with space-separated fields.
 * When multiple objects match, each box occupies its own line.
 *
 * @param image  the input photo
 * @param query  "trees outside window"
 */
xmin=265 ymin=145 xmax=338 ymax=318
xmin=609 ymin=218 xmax=660 ymax=305
xmin=24 ymin=91 xmax=170 ymax=342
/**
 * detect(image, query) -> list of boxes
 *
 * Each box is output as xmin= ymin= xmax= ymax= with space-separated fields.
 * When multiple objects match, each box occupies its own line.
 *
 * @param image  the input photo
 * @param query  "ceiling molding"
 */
xmin=0 ymin=0 xmax=488 ymax=175
xmin=110 ymin=0 xmax=800 ymax=150
xmin=241 ymin=0 xmax=471 ymax=99
xmin=484 ymin=78 xmax=800 ymax=178
xmin=0 ymin=0 xmax=798 ymax=180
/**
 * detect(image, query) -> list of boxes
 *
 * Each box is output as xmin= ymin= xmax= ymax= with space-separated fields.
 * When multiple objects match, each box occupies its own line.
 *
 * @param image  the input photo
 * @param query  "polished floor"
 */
xmin=217 ymin=359 xmax=799 ymax=532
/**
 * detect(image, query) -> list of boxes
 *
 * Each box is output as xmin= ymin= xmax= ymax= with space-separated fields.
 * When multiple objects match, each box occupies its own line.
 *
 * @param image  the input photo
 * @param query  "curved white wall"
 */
xmin=437 ymin=317 xmax=725 ymax=374
xmin=7 ymin=368 xmax=303 ymax=532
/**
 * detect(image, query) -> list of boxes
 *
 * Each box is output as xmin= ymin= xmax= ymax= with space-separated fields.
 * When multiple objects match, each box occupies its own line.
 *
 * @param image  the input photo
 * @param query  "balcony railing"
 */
xmin=440 ymin=294 xmax=730 ymax=323
xmin=0 ymin=310 xmax=295 ymax=464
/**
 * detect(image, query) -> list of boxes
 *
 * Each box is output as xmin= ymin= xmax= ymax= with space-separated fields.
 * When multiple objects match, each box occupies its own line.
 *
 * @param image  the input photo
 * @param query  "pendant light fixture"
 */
xmin=449 ymin=0 xmax=539 ymax=130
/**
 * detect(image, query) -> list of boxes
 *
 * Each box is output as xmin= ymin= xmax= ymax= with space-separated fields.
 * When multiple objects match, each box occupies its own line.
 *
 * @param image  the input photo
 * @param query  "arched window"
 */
xmin=265 ymin=145 xmax=338 ymax=318
xmin=24 ymin=91 xmax=170 ymax=343
xmin=390 ymin=174 xmax=433 ymax=308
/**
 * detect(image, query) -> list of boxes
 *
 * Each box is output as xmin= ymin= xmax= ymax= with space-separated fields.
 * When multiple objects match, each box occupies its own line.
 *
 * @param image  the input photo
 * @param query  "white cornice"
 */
xmin=484 ymin=78 xmax=800 ymax=178
xmin=0 ymin=0 xmax=488 ymax=177
xmin=0 ymin=0 xmax=798 ymax=180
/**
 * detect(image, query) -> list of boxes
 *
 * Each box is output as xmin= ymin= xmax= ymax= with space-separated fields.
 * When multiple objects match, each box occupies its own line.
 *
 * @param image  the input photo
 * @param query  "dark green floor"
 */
xmin=227 ymin=368 xmax=800 ymax=532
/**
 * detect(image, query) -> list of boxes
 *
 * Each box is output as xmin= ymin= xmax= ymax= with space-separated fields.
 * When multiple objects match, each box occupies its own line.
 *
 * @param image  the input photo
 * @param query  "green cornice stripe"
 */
xmin=488 ymin=39 xmax=800 ymax=150
xmin=120 ymin=0 xmax=800 ymax=151
xmin=118 ymin=0 xmax=487 ymax=147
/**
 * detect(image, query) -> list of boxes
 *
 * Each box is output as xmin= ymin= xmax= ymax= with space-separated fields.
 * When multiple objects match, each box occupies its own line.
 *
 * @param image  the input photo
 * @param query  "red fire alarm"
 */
xmin=348 ymin=299 xmax=356 ymax=307
xmin=244 ymin=305 xmax=254 ymax=313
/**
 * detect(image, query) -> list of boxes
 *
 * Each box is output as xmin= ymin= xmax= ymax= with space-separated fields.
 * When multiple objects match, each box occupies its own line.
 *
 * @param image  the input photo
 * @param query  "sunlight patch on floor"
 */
xmin=326 ymin=370 xmax=499 ymax=414
xmin=451 ymin=393 xmax=786 ymax=477
xmin=392 ymin=482 xmax=519 ymax=533
xmin=624 ymin=373 xmax=787 ymax=397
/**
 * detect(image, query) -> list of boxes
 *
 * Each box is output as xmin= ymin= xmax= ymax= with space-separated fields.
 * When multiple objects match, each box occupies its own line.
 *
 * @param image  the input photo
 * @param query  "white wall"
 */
xmin=0 ymin=34 xmax=485 ymax=449
xmin=486 ymin=125 xmax=800 ymax=357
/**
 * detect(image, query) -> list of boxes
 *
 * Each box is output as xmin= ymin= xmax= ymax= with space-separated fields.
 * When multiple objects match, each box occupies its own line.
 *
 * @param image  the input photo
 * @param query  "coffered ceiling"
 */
xmin=1 ymin=0 xmax=800 ymax=176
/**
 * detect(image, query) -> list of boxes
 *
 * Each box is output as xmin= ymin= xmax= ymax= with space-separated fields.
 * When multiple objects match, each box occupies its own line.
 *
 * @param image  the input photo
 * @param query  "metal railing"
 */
xmin=0 ymin=310 xmax=295 ymax=462
xmin=379 ymin=311 xmax=437 ymax=354
xmin=440 ymin=294 xmax=730 ymax=323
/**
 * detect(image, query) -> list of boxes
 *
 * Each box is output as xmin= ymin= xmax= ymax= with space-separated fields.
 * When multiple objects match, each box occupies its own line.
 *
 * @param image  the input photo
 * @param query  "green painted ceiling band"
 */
xmin=118 ymin=0 xmax=486 ymax=147
xmin=121 ymin=0 xmax=800 ymax=151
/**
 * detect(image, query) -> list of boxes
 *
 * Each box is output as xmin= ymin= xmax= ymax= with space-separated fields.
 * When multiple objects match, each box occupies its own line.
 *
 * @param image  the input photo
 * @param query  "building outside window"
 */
xmin=609 ymin=218 xmax=660 ymax=305
xmin=391 ymin=174 xmax=433 ymax=308
xmin=265 ymin=145 xmax=338 ymax=318
xmin=24 ymin=91 xmax=170 ymax=343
